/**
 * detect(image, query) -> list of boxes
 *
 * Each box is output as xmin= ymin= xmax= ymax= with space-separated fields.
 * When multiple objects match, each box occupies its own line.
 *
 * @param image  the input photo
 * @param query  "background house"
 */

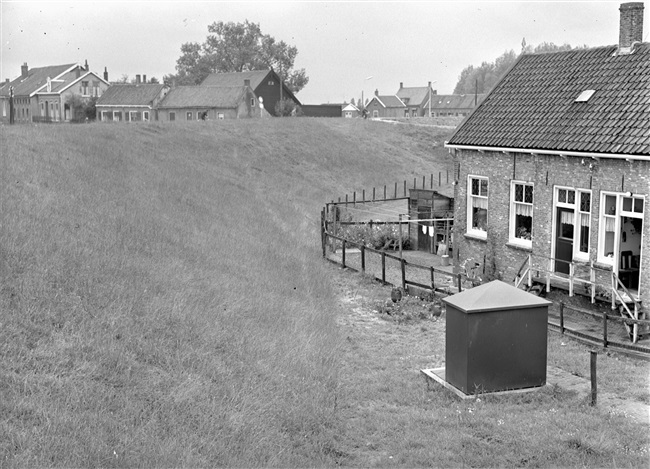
xmin=342 ymin=102 xmax=360 ymax=118
xmin=429 ymin=94 xmax=484 ymax=118
xmin=445 ymin=2 xmax=649 ymax=307
xmin=0 ymin=61 xmax=109 ymax=123
xmin=365 ymin=90 xmax=406 ymax=118
xmin=96 ymin=82 xmax=170 ymax=122
xmin=396 ymin=82 xmax=437 ymax=117
xmin=156 ymin=84 xmax=261 ymax=121
xmin=200 ymin=70 xmax=300 ymax=117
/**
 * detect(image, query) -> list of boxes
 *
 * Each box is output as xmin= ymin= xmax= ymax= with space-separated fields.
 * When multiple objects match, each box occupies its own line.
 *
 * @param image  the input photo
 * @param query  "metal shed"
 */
xmin=442 ymin=280 xmax=551 ymax=394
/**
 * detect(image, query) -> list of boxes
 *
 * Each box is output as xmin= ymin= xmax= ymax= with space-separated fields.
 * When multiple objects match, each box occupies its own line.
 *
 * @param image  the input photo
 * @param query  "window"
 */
xmin=101 ymin=111 xmax=112 ymax=121
xmin=81 ymin=81 xmax=89 ymax=96
xmin=93 ymin=81 xmax=100 ymax=97
xmin=555 ymin=187 xmax=591 ymax=261
xmin=217 ymin=113 xmax=225 ymax=120
xmin=268 ymin=80 xmax=274 ymax=85
xmin=143 ymin=111 xmax=149 ymax=121
xmin=186 ymin=111 xmax=193 ymax=120
xmin=373 ymin=110 xmax=379 ymax=118
xmin=113 ymin=111 xmax=122 ymax=121
xmin=597 ymin=192 xmax=645 ymax=265
xmin=169 ymin=112 xmax=175 ymax=121
xmin=467 ymin=176 xmax=488 ymax=238
xmin=510 ymin=181 xmax=533 ymax=246
xmin=251 ymin=98 xmax=255 ymax=106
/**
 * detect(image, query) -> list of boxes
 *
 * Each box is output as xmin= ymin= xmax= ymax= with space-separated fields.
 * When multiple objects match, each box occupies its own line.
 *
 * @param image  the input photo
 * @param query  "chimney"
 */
xmin=84 ymin=59 xmax=89 ymax=70
xmin=21 ymin=62 xmax=28 ymax=79
xmin=103 ymin=67 xmax=108 ymax=82
xmin=375 ymin=89 xmax=379 ymax=96
xmin=136 ymin=74 xmax=141 ymax=84
xmin=5 ymin=78 xmax=9 ymax=85
xmin=400 ymin=82 xmax=403 ymax=89
xmin=619 ymin=2 xmax=644 ymax=49
xmin=244 ymin=79 xmax=251 ymax=87
xmin=143 ymin=74 xmax=147 ymax=83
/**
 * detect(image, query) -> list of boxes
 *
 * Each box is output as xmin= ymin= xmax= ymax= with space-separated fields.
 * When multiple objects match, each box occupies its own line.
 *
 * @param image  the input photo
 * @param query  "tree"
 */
xmin=274 ymin=98 xmax=302 ymax=117
xmin=66 ymin=94 xmax=97 ymax=122
xmin=453 ymin=42 xmax=588 ymax=95
xmin=166 ymin=20 xmax=309 ymax=93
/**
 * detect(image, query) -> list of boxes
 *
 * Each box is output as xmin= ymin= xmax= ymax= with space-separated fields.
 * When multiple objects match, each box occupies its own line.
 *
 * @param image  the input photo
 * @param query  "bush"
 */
xmin=339 ymin=223 xmax=410 ymax=250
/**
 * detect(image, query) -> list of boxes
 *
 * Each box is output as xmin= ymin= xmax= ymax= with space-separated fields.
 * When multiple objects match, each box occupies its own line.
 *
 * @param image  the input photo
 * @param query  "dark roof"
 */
xmin=96 ymin=84 xmax=166 ymax=106
xmin=369 ymin=95 xmax=406 ymax=108
xmin=396 ymin=86 xmax=431 ymax=106
xmin=430 ymin=94 xmax=485 ymax=110
xmin=201 ymin=70 xmax=270 ymax=88
xmin=0 ymin=63 xmax=75 ymax=97
xmin=442 ymin=280 xmax=550 ymax=313
xmin=158 ymin=86 xmax=248 ymax=108
xmin=448 ymin=44 xmax=650 ymax=156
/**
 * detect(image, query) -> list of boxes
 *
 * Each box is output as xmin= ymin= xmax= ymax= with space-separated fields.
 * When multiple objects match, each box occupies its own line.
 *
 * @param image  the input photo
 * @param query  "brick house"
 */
xmin=396 ymin=82 xmax=437 ymax=117
xmin=365 ymin=90 xmax=406 ymax=118
xmin=445 ymin=3 xmax=649 ymax=309
xmin=156 ymin=83 xmax=261 ymax=121
xmin=342 ymin=102 xmax=360 ymax=118
xmin=96 ymin=81 xmax=170 ymax=122
xmin=0 ymin=61 xmax=109 ymax=123
xmin=200 ymin=69 xmax=300 ymax=117
xmin=429 ymin=94 xmax=485 ymax=118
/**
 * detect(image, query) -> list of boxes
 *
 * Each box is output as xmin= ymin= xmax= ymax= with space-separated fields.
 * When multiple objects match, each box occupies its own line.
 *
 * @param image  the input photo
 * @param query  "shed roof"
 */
xmin=447 ymin=44 xmax=650 ymax=156
xmin=96 ymin=84 xmax=167 ymax=106
xmin=158 ymin=86 xmax=249 ymax=108
xmin=442 ymin=280 xmax=551 ymax=313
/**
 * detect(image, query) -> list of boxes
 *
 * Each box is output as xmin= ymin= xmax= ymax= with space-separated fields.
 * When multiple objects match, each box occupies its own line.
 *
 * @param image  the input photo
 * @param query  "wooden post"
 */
xmin=401 ymin=258 xmax=406 ymax=291
xmin=384 ymin=185 xmax=387 ymax=200
xmin=559 ymin=302 xmax=565 ymax=334
xmin=381 ymin=251 xmax=386 ymax=284
xmin=361 ymin=245 xmax=365 ymax=273
xmin=403 ymin=180 xmax=406 ymax=197
xmin=430 ymin=173 xmax=433 ymax=189
xmin=413 ymin=177 xmax=416 ymax=189
xmin=372 ymin=187 xmax=375 ymax=201
xmin=602 ymin=310 xmax=608 ymax=348
xmin=430 ymin=266 xmax=435 ymax=291
xmin=321 ymin=209 xmax=326 ymax=257
xmin=362 ymin=189 xmax=365 ymax=202
xmin=342 ymin=239 xmax=346 ymax=269
xmin=457 ymin=274 xmax=462 ymax=293
xmin=353 ymin=191 xmax=356 ymax=206
xmin=345 ymin=194 xmax=348 ymax=205
xmin=590 ymin=351 xmax=597 ymax=406
xmin=446 ymin=170 xmax=449 ymax=184
xmin=422 ymin=175 xmax=425 ymax=189
xmin=438 ymin=172 xmax=441 ymax=186
xmin=398 ymin=214 xmax=403 ymax=260
xmin=394 ymin=182 xmax=398 ymax=199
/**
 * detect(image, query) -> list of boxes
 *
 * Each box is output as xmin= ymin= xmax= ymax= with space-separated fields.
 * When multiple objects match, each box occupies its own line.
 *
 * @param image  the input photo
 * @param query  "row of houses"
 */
xmin=446 ymin=2 xmax=649 ymax=322
xmin=0 ymin=67 xmax=301 ymax=124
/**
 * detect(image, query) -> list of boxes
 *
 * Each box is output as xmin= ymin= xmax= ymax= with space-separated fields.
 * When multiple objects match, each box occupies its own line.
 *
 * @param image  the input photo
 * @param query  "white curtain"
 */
xmin=604 ymin=216 xmax=616 ymax=232
xmin=515 ymin=203 xmax=533 ymax=217
xmin=580 ymin=213 xmax=590 ymax=227
xmin=560 ymin=211 xmax=574 ymax=225
xmin=472 ymin=197 xmax=488 ymax=209
xmin=422 ymin=224 xmax=427 ymax=234
xmin=428 ymin=226 xmax=434 ymax=237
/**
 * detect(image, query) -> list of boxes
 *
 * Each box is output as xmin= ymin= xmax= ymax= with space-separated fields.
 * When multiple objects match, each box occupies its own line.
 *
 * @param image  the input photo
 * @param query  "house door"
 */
xmin=618 ymin=216 xmax=642 ymax=291
xmin=555 ymin=207 xmax=574 ymax=274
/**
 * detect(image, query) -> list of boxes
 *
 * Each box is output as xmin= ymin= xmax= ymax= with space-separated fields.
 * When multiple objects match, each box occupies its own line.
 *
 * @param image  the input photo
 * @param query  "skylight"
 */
xmin=575 ymin=89 xmax=596 ymax=102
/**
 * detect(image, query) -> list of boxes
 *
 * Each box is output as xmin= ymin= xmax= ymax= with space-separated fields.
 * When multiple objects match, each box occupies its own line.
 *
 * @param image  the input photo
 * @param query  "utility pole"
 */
xmin=9 ymin=86 xmax=14 ymax=125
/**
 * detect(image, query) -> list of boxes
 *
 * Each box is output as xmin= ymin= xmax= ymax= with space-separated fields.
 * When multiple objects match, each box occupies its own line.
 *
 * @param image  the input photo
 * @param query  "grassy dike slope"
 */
xmin=0 ymin=118 xmax=451 ymax=467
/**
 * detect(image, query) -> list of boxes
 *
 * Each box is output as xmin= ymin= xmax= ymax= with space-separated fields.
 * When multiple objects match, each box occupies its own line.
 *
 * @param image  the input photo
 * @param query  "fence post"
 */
xmin=381 ymin=251 xmax=386 ymax=284
xmin=361 ymin=245 xmax=365 ymax=273
xmin=394 ymin=182 xmax=397 ymax=199
xmin=384 ymin=185 xmax=387 ymax=200
xmin=430 ymin=173 xmax=433 ymax=189
xmin=559 ymin=302 xmax=565 ymax=334
xmin=439 ymin=172 xmax=441 ymax=186
xmin=362 ymin=189 xmax=365 ymax=202
xmin=342 ymin=240 xmax=346 ymax=269
xmin=602 ymin=310 xmax=608 ymax=348
xmin=457 ymin=273 xmax=462 ymax=293
xmin=403 ymin=180 xmax=406 ymax=197
xmin=321 ymin=209 xmax=326 ymax=257
xmin=401 ymin=258 xmax=406 ymax=291
xmin=372 ymin=187 xmax=375 ymax=201
xmin=430 ymin=266 xmax=435 ymax=292
xmin=353 ymin=191 xmax=356 ymax=206
xmin=590 ymin=351 xmax=597 ymax=407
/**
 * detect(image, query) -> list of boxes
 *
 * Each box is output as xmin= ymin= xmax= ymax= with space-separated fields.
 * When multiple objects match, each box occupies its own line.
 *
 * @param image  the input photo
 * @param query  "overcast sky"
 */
xmin=2 ymin=1 xmax=647 ymax=104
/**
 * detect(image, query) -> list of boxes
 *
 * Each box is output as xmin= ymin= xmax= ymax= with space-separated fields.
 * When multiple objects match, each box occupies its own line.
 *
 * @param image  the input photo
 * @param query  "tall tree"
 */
xmin=165 ymin=20 xmax=309 ymax=93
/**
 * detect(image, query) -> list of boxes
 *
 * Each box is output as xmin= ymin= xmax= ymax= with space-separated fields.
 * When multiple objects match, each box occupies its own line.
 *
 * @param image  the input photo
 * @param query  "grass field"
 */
xmin=1 ymin=118 xmax=648 ymax=467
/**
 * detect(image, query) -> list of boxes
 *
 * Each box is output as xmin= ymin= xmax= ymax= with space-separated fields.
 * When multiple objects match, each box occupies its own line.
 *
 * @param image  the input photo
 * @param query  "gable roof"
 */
xmin=200 ymin=69 xmax=301 ymax=104
xmin=396 ymin=86 xmax=432 ymax=106
xmin=0 ymin=63 xmax=76 ymax=97
xmin=158 ymin=86 xmax=250 ymax=109
xmin=342 ymin=103 xmax=359 ymax=112
xmin=447 ymin=44 xmax=650 ymax=156
xmin=368 ymin=95 xmax=406 ymax=108
xmin=97 ymin=84 xmax=167 ymax=106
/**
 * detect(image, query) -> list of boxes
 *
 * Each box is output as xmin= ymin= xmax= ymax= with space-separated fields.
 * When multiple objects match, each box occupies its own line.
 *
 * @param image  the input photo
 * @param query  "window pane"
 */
xmin=471 ymin=178 xmax=479 ymax=196
xmin=480 ymin=179 xmax=488 ymax=197
xmin=558 ymin=189 xmax=566 ymax=203
xmin=515 ymin=214 xmax=532 ymax=240
xmin=579 ymin=213 xmax=589 ymax=253
xmin=634 ymin=198 xmax=644 ymax=213
xmin=515 ymin=184 xmax=523 ymax=202
xmin=524 ymin=185 xmax=533 ymax=203
xmin=605 ymin=195 xmax=616 ymax=215
xmin=580 ymin=192 xmax=590 ymax=212
xmin=623 ymin=197 xmax=632 ymax=212
xmin=567 ymin=190 xmax=575 ymax=204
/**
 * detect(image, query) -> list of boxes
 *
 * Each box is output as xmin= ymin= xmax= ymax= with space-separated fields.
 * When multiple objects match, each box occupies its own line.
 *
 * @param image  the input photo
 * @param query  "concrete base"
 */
xmin=420 ymin=367 xmax=547 ymax=399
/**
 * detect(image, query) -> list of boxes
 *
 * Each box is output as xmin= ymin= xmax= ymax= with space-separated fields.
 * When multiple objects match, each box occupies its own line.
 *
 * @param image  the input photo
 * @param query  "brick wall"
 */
xmin=452 ymin=149 xmax=650 ymax=303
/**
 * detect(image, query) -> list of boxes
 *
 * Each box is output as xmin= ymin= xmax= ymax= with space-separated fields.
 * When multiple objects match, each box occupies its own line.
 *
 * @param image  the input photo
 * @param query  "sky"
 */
xmin=2 ymin=1 xmax=648 ymax=104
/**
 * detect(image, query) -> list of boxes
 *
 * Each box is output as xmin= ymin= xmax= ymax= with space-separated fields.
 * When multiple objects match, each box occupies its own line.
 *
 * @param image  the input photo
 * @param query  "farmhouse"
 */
xmin=429 ymin=94 xmax=484 ymax=118
xmin=365 ymin=90 xmax=407 ymax=118
xmin=96 ymin=81 xmax=170 ymax=122
xmin=0 ymin=61 xmax=109 ymax=123
xmin=200 ymin=69 xmax=300 ymax=117
xmin=396 ymin=82 xmax=437 ymax=117
xmin=156 ymin=84 xmax=262 ymax=121
xmin=445 ymin=3 xmax=649 ymax=313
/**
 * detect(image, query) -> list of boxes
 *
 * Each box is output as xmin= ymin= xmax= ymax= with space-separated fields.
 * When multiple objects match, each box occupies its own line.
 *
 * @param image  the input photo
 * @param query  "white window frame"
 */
xmin=554 ymin=187 xmax=591 ymax=262
xmin=186 ymin=111 xmax=193 ymax=120
xmin=101 ymin=110 xmax=110 ymax=121
xmin=113 ymin=111 xmax=121 ymax=121
xmin=509 ymin=181 xmax=534 ymax=248
xmin=143 ymin=111 xmax=149 ymax=121
xmin=217 ymin=113 xmax=225 ymax=120
xmin=598 ymin=192 xmax=645 ymax=265
xmin=466 ymin=175 xmax=488 ymax=239
xmin=81 ymin=81 xmax=89 ymax=96
xmin=169 ymin=112 xmax=175 ymax=121
xmin=372 ymin=110 xmax=379 ymax=118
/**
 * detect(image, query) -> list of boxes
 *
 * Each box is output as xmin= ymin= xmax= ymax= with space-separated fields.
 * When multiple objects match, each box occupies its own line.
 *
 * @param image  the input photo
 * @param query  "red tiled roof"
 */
xmin=447 ymin=44 xmax=650 ymax=156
